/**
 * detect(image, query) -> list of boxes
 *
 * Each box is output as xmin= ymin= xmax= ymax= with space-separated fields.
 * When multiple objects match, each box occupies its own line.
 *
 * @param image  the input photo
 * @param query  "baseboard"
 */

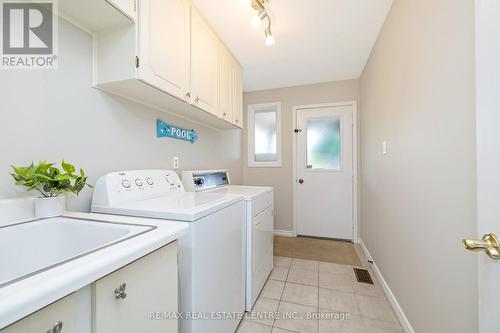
xmin=358 ymin=238 xmax=415 ymax=333
xmin=273 ymin=229 xmax=297 ymax=237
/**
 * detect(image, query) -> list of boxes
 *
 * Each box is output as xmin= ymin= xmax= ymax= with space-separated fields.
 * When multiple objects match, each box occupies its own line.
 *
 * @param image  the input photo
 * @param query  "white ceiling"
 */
xmin=192 ymin=0 xmax=393 ymax=92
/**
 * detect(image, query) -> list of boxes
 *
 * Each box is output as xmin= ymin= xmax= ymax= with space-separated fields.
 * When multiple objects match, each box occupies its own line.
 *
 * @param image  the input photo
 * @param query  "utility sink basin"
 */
xmin=0 ymin=217 xmax=154 ymax=287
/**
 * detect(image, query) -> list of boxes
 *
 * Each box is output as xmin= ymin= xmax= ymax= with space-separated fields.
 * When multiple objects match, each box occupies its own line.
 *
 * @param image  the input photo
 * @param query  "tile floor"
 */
xmin=236 ymin=246 xmax=403 ymax=333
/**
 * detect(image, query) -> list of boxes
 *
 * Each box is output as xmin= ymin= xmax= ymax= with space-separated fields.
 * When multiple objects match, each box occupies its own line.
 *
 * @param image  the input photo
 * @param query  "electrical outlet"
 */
xmin=173 ymin=157 xmax=179 ymax=170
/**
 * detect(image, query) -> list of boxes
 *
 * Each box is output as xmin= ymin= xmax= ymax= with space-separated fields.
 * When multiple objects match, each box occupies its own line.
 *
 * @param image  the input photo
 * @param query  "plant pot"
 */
xmin=34 ymin=195 xmax=66 ymax=219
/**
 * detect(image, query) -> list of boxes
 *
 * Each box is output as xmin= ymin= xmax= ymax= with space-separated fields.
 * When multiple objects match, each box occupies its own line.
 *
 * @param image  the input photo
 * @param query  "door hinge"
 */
xmin=135 ymin=56 xmax=140 ymax=68
xmin=294 ymin=129 xmax=302 ymax=133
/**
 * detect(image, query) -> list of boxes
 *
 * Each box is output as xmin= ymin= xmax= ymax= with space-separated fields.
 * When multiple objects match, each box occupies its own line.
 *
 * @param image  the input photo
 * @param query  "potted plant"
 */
xmin=10 ymin=161 xmax=92 ymax=218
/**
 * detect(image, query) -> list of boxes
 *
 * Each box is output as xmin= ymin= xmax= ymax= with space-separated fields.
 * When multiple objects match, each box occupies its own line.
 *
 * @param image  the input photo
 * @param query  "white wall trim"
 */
xmin=273 ymin=229 xmax=297 ymax=237
xmin=247 ymin=102 xmax=282 ymax=167
xmin=292 ymin=101 xmax=359 ymax=242
xmin=358 ymin=238 xmax=415 ymax=333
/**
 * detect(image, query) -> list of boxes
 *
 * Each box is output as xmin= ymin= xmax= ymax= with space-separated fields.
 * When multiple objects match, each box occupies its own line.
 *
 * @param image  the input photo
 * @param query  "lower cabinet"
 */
xmin=93 ymin=242 xmax=178 ymax=333
xmin=1 ymin=288 xmax=91 ymax=333
xmin=1 ymin=242 xmax=178 ymax=333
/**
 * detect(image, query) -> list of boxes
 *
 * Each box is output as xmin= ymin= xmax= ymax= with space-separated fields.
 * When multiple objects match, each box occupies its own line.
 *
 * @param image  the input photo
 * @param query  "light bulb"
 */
xmin=265 ymin=27 xmax=275 ymax=46
xmin=251 ymin=15 xmax=262 ymax=28
xmin=251 ymin=10 xmax=267 ymax=29
xmin=265 ymin=34 xmax=275 ymax=46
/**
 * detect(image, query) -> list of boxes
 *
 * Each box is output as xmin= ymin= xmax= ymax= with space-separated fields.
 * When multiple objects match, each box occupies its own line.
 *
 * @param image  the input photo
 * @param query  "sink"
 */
xmin=0 ymin=217 xmax=154 ymax=287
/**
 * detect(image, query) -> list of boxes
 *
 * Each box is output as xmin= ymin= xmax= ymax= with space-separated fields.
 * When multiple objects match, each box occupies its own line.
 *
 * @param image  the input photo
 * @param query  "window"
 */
xmin=306 ymin=117 xmax=341 ymax=170
xmin=248 ymin=102 xmax=282 ymax=167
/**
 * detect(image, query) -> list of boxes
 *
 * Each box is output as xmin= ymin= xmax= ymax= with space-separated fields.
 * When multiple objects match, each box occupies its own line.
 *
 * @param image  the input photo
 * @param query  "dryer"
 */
xmin=91 ymin=170 xmax=246 ymax=333
xmin=182 ymin=170 xmax=273 ymax=311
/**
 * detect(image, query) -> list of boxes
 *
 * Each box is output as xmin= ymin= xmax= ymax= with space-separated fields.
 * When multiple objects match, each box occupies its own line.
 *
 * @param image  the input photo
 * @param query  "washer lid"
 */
xmin=92 ymin=192 xmax=244 ymax=222
xmin=205 ymin=185 xmax=273 ymax=201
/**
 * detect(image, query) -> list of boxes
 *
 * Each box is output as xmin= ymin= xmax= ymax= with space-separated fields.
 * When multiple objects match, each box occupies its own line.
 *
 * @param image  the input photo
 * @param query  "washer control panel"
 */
xmin=182 ymin=170 xmax=230 ymax=192
xmin=92 ymin=170 xmax=184 ymax=206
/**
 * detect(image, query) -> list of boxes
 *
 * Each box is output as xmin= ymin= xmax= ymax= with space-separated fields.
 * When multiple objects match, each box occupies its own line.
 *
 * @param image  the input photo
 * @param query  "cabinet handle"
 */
xmin=114 ymin=282 xmax=127 ymax=299
xmin=185 ymin=92 xmax=191 ymax=99
xmin=195 ymin=97 xmax=200 ymax=103
xmin=46 ymin=321 xmax=63 ymax=333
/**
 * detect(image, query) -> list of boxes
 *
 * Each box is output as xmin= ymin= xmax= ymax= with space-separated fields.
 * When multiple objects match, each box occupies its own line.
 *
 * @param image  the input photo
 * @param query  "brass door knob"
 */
xmin=463 ymin=233 xmax=500 ymax=259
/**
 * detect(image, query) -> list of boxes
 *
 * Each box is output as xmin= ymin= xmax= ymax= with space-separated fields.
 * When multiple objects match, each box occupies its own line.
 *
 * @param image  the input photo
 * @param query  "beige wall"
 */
xmin=243 ymin=80 xmax=359 ymax=232
xmin=0 ymin=19 xmax=242 ymax=212
xmin=360 ymin=1 xmax=477 ymax=332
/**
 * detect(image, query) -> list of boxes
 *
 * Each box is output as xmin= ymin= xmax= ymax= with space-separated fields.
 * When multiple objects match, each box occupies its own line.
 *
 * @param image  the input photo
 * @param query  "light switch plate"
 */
xmin=173 ymin=156 xmax=179 ymax=170
xmin=382 ymin=141 xmax=388 ymax=155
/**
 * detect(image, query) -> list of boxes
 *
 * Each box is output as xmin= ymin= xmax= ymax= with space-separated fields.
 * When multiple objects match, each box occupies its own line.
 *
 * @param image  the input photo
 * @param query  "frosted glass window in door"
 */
xmin=254 ymin=110 xmax=277 ymax=162
xmin=306 ymin=117 xmax=341 ymax=170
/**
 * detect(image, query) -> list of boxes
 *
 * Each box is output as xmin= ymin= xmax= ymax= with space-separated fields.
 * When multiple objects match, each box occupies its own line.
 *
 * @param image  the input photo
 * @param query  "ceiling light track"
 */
xmin=243 ymin=0 xmax=275 ymax=46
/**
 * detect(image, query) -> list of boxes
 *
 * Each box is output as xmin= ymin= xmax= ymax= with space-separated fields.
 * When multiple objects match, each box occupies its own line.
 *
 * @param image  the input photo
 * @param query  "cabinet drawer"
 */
xmin=251 ymin=191 xmax=273 ymax=217
xmin=92 ymin=242 xmax=178 ymax=333
xmin=1 ymin=288 xmax=91 ymax=333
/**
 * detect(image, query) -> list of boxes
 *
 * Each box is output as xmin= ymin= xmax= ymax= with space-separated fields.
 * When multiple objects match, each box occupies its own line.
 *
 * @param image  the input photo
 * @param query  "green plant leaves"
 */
xmin=61 ymin=160 xmax=76 ymax=174
xmin=10 ymin=160 xmax=92 ymax=197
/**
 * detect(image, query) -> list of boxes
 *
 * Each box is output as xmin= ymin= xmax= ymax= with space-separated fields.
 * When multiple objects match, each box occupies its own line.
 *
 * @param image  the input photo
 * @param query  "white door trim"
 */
xmin=292 ymin=101 xmax=358 ymax=243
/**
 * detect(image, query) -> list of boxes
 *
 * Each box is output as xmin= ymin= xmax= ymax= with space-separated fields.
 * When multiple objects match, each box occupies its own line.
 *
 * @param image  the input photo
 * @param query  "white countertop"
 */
xmin=0 ymin=211 xmax=189 ymax=329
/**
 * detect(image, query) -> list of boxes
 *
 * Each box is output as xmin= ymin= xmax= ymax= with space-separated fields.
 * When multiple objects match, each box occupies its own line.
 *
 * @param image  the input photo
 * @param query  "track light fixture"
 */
xmin=244 ymin=0 xmax=275 ymax=46
xmin=265 ymin=27 xmax=275 ymax=46
xmin=251 ymin=10 xmax=267 ymax=28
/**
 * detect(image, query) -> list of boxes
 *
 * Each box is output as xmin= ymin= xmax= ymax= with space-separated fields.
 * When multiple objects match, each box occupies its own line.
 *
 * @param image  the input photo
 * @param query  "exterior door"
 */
xmin=469 ymin=1 xmax=500 ymax=331
xmin=295 ymin=104 xmax=354 ymax=240
xmin=137 ymin=0 xmax=190 ymax=102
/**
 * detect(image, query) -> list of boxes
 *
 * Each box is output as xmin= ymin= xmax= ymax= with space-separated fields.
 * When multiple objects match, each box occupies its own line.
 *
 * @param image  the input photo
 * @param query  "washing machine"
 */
xmin=91 ymin=170 xmax=246 ymax=333
xmin=182 ymin=170 xmax=273 ymax=311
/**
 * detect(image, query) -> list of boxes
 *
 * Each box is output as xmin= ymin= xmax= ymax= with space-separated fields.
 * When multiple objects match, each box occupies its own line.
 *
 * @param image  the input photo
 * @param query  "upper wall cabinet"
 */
xmin=232 ymin=59 xmax=244 ymax=128
xmin=137 ymin=0 xmax=190 ymax=102
xmin=190 ymin=8 xmax=220 ymax=117
xmin=219 ymin=47 xmax=243 ymax=128
xmin=65 ymin=0 xmax=242 ymax=129
xmin=219 ymin=46 xmax=234 ymax=124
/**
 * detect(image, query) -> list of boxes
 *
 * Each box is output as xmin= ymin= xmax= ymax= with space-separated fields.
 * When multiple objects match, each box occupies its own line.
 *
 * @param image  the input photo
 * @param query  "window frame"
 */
xmin=247 ymin=102 xmax=282 ymax=168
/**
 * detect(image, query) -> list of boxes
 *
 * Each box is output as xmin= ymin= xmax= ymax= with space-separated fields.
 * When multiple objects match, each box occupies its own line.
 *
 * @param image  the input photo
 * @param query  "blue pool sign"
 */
xmin=157 ymin=119 xmax=198 ymax=144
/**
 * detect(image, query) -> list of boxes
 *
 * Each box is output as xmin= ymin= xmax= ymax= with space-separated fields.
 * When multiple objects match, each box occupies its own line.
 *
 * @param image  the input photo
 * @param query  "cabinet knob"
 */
xmin=235 ymin=119 xmax=239 ymax=123
xmin=185 ymin=92 xmax=191 ymax=99
xmin=223 ymin=113 xmax=227 ymax=117
xmin=46 ymin=321 xmax=63 ymax=333
xmin=195 ymin=97 xmax=200 ymax=103
xmin=114 ymin=282 xmax=127 ymax=299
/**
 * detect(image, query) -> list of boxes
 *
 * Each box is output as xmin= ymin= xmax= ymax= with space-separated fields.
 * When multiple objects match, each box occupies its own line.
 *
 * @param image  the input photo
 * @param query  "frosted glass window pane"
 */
xmin=254 ymin=110 xmax=277 ymax=162
xmin=307 ymin=117 xmax=341 ymax=170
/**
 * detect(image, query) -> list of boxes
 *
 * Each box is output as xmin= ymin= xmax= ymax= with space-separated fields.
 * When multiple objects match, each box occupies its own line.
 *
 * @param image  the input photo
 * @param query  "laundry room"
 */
xmin=0 ymin=1 xmax=495 ymax=333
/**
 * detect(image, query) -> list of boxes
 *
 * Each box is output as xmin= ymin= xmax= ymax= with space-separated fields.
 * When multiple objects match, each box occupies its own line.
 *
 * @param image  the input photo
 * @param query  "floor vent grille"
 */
xmin=354 ymin=268 xmax=374 ymax=284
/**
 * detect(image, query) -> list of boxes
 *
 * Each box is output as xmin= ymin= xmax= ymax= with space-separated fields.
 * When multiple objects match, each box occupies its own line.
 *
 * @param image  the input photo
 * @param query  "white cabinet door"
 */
xmin=1 ymin=288 xmax=91 ymax=333
xmin=219 ymin=47 xmax=233 ymax=123
xmin=232 ymin=60 xmax=243 ymax=128
xmin=93 ymin=243 xmax=178 ymax=333
xmin=137 ymin=0 xmax=190 ymax=102
xmin=190 ymin=8 xmax=220 ymax=116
